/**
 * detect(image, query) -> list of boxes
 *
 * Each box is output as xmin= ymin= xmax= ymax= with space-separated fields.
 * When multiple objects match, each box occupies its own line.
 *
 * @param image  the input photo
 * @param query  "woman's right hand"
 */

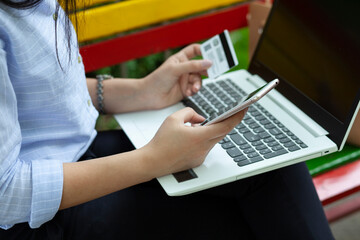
xmin=139 ymin=107 xmax=247 ymax=179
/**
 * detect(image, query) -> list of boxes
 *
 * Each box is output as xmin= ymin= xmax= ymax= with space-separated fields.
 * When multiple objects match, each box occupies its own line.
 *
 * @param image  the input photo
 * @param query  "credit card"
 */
xmin=200 ymin=30 xmax=239 ymax=79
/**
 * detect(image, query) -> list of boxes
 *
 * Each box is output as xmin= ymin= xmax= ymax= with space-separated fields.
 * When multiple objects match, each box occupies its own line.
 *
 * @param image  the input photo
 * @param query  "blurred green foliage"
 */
xmin=89 ymin=27 xmax=250 ymax=130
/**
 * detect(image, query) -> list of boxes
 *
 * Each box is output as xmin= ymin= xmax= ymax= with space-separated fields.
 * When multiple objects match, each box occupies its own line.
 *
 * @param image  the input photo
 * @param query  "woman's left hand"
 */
xmin=142 ymin=44 xmax=212 ymax=109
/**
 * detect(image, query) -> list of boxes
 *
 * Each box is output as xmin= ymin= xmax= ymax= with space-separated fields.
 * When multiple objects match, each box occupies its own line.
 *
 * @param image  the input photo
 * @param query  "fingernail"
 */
xmin=202 ymin=59 xmax=212 ymax=68
xmin=194 ymin=82 xmax=200 ymax=91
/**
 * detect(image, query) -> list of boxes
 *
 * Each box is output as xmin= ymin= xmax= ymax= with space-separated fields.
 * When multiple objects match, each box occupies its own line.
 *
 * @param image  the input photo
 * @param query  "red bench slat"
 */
xmin=313 ymin=158 xmax=360 ymax=202
xmin=80 ymin=4 xmax=249 ymax=73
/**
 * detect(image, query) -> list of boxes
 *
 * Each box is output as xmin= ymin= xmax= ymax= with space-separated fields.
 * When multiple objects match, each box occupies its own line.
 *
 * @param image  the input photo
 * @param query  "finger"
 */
xmin=183 ymin=74 xmax=201 ymax=96
xmin=199 ymin=70 xmax=208 ymax=77
xmin=179 ymin=74 xmax=191 ymax=97
xmin=181 ymin=44 xmax=202 ymax=59
xmin=174 ymin=59 xmax=212 ymax=77
xmin=190 ymin=74 xmax=202 ymax=94
xmin=209 ymin=135 xmax=227 ymax=146
xmin=171 ymin=107 xmax=206 ymax=124
xmin=188 ymin=73 xmax=201 ymax=83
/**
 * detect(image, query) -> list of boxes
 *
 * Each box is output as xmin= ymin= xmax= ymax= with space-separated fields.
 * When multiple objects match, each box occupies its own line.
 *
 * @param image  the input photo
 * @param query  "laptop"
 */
xmin=115 ymin=0 xmax=360 ymax=196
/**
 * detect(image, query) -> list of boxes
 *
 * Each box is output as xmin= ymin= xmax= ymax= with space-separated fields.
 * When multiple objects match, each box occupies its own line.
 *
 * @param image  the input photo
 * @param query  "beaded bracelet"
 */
xmin=96 ymin=74 xmax=113 ymax=114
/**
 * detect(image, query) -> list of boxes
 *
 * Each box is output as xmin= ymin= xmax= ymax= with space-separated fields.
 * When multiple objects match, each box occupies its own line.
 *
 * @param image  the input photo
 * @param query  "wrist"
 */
xmin=134 ymin=146 xmax=159 ymax=180
xmin=139 ymin=76 xmax=160 ymax=110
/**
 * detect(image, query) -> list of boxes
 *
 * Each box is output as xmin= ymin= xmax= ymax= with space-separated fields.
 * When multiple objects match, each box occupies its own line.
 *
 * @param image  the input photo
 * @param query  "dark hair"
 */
xmin=1 ymin=0 xmax=79 ymax=69
xmin=1 ymin=0 xmax=42 ymax=9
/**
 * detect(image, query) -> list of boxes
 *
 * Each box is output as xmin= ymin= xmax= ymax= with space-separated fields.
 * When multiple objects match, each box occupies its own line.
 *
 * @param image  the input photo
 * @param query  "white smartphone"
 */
xmin=201 ymin=79 xmax=280 ymax=126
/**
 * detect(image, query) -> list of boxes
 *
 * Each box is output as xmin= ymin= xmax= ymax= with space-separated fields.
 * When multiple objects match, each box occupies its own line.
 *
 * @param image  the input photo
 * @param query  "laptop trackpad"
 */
xmin=173 ymin=169 xmax=198 ymax=183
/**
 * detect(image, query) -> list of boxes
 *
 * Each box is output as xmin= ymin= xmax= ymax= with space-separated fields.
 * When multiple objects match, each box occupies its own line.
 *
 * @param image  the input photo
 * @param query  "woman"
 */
xmin=0 ymin=0 xmax=342 ymax=239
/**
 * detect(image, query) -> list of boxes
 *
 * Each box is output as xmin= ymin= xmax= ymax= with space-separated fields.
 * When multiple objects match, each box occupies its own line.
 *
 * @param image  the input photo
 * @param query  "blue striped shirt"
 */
xmin=0 ymin=0 xmax=98 ymax=229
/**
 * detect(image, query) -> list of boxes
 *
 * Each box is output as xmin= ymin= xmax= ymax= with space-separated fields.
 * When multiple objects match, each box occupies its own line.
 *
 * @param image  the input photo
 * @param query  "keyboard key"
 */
xmin=229 ymin=129 xmax=237 ymax=135
xmin=255 ymin=115 xmax=266 ymax=121
xmin=227 ymin=147 xmax=242 ymax=158
xmin=249 ymin=123 xmax=260 ymax=129
xmin=219 ymin=137 xmax=230 ymax=144
xmin=249 ymin=156 xmax=263 ymax=163
xmin=248 ymin=106 xmax=256 ymax=112
xmin=239 ymin=143 xmax=252 ymax=150
xmin=282 ymin=127 xmax=290 ymax=132
xmin=244 ymin=118 xmax=255 ymax=125
xmin=264 ymin=137 xmax=276 ymax=143
xmin=269 ymin=128 xmax=282 ymax=135
xmin=247 ymin=152 xmax=260 ymax=158
xmin=268 ymin=142 xmax=280 ymax=147
xmin=243 ymin=148 xmax=255 ymax=154
xmin=235 ymin=123 xmax=246 ymax=129
xmin=259 ymin=132 xmax=271 ymax=139
xmin=264 ymin=123 xmax=276 ymax=129
xmin=255 ymin=144 xmax=268 ymax=151
xmin=272 ymin=145 xmax=285 ymax=151
xmin=279 ymin=137 xmax=291 ymax=144
xmin=275 ymin=134 xmax=287 ymax=139
xmin=215 ymin=103 xmax=225 ymax=109
xmin=300 ymin=143 xmax=308 ymax=148
xmin=291 ymin=135 xmax=299 ymax=140
xmin=238 ymin=127 xmax=250 ymax=134
xmin=260 ymin=119 xmax=271 ymax=125
xmin=237 ymin=159 xmax=252 ymax=167
xmin=230 ymin=134 xmax=247 ymax=145
xmin=253 ymin=127 xmax=265 ymax=133
xmin=259 ymin=149 xmax=272 ymax=155
xmin=233 ymin=155 xmax=247 ymax=162
xmin=250 ymin=110 xmax=262 ymax=117
xmin=263 ymin=149 xmax=288 ymax=159
xmin=243 ymin=132 xmax=260 ymax=142
xmin=221 ymin=142 xmax=235 ymax=149
xmin=288 ymin=145 xmax=301 ymax=152
xmin=284 ymin=141 xmax=296 ymax=148
xmin=251 ymin=140 xmax=263 ymax=146
xmin=243 ymin=115 xmax=251 ymax=121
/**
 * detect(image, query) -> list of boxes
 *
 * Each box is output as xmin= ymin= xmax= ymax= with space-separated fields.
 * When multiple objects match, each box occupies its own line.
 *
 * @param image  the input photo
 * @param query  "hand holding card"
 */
xmin=200 ymin=30 xmax=239 ymax=79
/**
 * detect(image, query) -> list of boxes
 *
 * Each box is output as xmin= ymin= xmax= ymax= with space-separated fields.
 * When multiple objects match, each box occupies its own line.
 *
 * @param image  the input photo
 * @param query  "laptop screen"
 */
xmin=249 ymin=0 xmax=360 ymax=147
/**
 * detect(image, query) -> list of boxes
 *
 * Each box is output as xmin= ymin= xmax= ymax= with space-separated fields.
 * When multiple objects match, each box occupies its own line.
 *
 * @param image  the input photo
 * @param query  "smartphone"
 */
xmin=200 ymin=79 xmax=280 ymax=126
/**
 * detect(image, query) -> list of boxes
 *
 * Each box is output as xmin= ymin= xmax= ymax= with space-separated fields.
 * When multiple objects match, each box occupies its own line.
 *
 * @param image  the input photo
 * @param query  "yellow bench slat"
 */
xmin=75 ymin=0 xmax=247 ymax=42
xmin=76 ymin=0 xmax=115 ymax=9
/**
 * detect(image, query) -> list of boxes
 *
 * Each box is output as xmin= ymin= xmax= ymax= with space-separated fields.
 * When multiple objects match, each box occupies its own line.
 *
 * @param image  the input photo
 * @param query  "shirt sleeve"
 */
xmin=0 ymin=39 xmax=64 ymax=229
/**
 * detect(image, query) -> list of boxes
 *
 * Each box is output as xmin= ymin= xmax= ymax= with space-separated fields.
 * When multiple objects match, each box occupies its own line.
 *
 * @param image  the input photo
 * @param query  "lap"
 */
xmin=1 ymin=130 xmax=334 ymax=240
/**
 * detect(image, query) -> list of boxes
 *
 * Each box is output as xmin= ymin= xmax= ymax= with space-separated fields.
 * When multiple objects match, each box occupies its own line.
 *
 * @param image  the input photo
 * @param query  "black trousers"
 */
xmin=1 ymin=130 xmax=334 ymax=240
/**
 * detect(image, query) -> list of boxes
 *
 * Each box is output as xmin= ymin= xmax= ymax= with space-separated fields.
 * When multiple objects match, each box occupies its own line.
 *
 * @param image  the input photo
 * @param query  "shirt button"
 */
xmin=87 ymin=99 xmax=91 ymax=107
xmin=53 ymin=13 xmax=58 ymax=21
xmin=78 ymin=55 xmax=82 ymax=63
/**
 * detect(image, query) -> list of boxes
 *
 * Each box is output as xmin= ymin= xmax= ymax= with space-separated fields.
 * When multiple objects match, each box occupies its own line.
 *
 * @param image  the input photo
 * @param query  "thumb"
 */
xmin=174 ymin=59 xmax=212 ymax=76
xmin=172 ymin=107 xmax=206 ymax=124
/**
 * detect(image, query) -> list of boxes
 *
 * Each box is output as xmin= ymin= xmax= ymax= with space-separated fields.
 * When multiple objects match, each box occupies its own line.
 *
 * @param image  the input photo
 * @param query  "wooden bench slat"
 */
xmin=80 ymin=4 xmax=249 ymax=72
xmin=76 ymin=0 xmax=247 ymax=42
xmin=324 ymin=192 xmax=360 ymax=223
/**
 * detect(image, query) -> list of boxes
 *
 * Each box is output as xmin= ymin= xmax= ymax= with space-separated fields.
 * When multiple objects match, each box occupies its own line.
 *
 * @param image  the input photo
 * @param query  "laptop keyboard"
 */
xmin=182 ymin=79 xmax=308 ymax=167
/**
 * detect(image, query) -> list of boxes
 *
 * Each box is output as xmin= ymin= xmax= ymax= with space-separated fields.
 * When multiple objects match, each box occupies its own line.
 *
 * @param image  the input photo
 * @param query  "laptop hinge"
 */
xmin=249 ymin=75 xmax=329 ymax=138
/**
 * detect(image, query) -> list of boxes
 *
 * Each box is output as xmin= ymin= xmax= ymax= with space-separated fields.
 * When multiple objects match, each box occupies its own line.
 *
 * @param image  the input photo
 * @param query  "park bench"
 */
xmin=74 ymin=0 xmax=360 ymax=222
